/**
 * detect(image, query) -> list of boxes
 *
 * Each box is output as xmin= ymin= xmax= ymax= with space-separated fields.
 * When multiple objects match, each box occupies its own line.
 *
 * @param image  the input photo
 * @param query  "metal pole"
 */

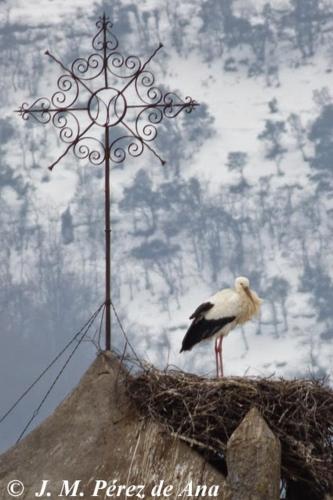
xmin=105 ymin=125 xmax=111 ymax=351
xmin=102 ymin=14 xmax=111 ymax=352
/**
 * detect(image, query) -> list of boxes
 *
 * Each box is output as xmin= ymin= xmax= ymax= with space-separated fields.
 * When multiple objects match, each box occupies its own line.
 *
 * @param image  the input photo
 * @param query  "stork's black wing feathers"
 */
xmin=189 ymin=301 xmax=214 ymax=319
xmin=180 ymin=316 xmax=236 ymax=352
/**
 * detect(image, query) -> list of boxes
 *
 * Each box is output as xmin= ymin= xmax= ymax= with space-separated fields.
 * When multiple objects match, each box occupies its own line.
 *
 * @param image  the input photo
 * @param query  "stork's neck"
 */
xmin=236 ymin=286 xmax=262 ymax=324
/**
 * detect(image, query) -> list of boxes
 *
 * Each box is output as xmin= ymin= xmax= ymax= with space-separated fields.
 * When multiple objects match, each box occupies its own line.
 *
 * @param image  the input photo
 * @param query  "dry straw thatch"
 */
xmin=127 ymin=367 xmax=333 ymax=496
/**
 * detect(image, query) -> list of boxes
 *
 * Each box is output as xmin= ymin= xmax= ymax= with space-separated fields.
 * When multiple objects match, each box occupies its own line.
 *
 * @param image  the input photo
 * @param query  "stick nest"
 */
xmin=127 ymin=368 xmax=333 ymax=495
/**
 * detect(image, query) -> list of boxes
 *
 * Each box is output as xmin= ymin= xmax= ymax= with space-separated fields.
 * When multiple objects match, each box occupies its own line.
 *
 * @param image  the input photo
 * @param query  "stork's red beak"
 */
xmin=244 ymin=286 xmax=255 ymax=304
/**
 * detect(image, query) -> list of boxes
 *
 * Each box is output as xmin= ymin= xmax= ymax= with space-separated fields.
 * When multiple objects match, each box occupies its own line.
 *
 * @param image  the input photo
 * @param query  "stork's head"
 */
xmin=235 ymin=276 xmax=254 ymax=302
xmin=235 ymin=276 xmax=250 ymax=291
xmin=234 ymin=276 xmax=263 ymax=320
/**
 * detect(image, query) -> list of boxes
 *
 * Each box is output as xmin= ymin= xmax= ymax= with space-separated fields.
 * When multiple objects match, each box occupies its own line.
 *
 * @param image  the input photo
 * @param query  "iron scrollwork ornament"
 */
xmin=16 ymin=14 xmax=199 ymax=170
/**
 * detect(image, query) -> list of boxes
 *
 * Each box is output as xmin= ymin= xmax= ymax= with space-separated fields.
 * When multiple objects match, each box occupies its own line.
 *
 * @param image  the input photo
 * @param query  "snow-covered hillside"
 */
xmin=1 ymin=0 xmax=333 ymax=451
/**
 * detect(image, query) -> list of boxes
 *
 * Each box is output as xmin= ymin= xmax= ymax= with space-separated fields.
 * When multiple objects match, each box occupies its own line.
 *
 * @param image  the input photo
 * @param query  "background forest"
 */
xmin=0 ymin=0 xmax=333 ymax=451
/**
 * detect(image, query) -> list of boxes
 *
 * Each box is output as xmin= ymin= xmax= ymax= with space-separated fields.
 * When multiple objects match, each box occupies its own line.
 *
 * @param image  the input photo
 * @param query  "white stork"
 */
xmin=180 ymin=276 xmax=262 ymax=377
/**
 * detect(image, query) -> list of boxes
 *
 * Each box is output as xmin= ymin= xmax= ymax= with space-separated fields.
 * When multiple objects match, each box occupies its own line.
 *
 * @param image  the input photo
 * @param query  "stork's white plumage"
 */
xmin=180 ymin=277 xmax=262 ymax=377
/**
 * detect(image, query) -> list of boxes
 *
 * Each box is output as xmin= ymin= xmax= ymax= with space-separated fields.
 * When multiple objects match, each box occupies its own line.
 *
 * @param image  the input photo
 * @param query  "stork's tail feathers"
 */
xmin=180 ymin=333 xmax=194 ymax=352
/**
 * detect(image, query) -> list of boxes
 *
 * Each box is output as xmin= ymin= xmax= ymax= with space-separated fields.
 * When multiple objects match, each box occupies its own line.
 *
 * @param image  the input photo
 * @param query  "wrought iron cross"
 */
xmin=17 ymin=14 xmax=198 ymax=351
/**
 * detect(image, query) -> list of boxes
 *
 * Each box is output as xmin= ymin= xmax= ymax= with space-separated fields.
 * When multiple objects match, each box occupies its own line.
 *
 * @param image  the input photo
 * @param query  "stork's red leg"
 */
xmin=216 ymin=336 xmax=224 ymax=378
xmin=219 ymin=336 xmax=224 ymax=377
xmin=214 ymin=338 xmax=219 ymax=377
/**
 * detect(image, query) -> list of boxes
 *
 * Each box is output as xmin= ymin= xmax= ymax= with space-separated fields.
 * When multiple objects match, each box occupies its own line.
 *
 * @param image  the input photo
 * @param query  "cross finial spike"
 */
xmin=101 ymin=12 xmax=109 ymax=26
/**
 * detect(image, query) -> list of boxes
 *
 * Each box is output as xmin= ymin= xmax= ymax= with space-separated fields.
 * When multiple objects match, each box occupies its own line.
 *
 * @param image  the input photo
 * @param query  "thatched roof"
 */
xmin=0 ymin=353 xmax=225 ymax=499
xmin=2 ymin=352 xmax=332 ymax=499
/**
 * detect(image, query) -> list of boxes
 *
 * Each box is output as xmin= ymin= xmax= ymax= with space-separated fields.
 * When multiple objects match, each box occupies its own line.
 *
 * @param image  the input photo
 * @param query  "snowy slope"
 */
xmin=0 ymin=0 xmax=333 ymax=451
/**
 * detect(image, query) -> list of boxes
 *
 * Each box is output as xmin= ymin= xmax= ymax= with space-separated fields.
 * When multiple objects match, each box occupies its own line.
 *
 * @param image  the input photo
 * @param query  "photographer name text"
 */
xmin=7 ymin=479 xmax=220 ymax=498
